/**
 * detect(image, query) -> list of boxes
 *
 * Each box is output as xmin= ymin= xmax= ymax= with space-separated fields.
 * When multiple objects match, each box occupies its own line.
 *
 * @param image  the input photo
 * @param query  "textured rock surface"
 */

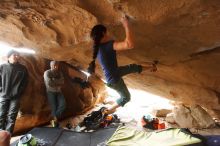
xmin=155 ymin=109 xmax=172 ymax=117
xmin=191 ymin=105 xmax=215 ymax=128
xmin=166 ymin=104 xmax=215 ymax=128
xmin=172 ymin=104 xmax=197 ymax=128
xmin=0 ymin=0 xmax=220 ymax=132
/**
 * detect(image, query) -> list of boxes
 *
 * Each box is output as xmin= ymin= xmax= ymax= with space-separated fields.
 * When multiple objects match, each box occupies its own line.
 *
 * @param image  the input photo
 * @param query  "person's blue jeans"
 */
xmin=107 ymin=64 xmax=142 ymax=106
xmin=0 ymin=97 xmax=20 ymax=134
xmin=46 ymin=91 xmax=66 ymax=118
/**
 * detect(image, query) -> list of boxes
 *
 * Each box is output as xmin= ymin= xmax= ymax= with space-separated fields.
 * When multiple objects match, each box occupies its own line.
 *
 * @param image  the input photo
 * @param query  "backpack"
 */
xmin=82 ymin=107 xmax=107 ymax=130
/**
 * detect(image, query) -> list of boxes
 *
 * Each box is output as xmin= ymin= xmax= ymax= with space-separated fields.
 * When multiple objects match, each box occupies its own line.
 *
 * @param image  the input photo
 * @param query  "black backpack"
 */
xmin=81 ymin=107 xmax=107 ymax=130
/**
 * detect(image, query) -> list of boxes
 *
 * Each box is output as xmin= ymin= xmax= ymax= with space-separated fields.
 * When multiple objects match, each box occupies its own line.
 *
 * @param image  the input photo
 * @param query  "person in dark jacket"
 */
xmin=0 ymin=50 xmax=28 ymax=134
xmin=88 ymin=16 xmax=157 ymax=114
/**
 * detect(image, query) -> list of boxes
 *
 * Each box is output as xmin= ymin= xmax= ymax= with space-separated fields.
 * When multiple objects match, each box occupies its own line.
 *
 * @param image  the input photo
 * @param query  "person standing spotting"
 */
xmin=0 ymin=50 xmax=28 ymax=134
xmin=44 ymin=61 xmax=66 ymax=127
xmin=88 ymin=16 xmax=157 ymax=114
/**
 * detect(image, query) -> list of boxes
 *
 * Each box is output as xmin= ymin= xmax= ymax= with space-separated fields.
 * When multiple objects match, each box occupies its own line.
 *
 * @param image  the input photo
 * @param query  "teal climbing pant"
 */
xmin=107 ymin=64 xmax=142 ymax=106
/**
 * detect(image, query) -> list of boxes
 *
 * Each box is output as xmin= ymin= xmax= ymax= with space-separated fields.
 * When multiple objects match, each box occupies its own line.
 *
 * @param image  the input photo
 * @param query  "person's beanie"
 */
xmin=6 ymin=50 xmax=18 ymax=58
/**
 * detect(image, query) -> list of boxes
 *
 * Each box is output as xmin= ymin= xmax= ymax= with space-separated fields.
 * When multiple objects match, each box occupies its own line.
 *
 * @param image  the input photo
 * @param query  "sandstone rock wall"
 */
xmin=0 ymin=0 xmax=219 ymax=131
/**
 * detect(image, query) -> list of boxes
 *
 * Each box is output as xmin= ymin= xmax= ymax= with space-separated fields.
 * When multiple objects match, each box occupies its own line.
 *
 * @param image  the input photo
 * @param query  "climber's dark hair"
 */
xmin=87 ymin=24 xmax=107 ymax=74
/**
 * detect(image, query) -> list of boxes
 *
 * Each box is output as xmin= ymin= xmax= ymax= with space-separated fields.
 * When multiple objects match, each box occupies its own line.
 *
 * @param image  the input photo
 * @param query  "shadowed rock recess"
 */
xmin=0 ymin=0 xmax=220 ymax=133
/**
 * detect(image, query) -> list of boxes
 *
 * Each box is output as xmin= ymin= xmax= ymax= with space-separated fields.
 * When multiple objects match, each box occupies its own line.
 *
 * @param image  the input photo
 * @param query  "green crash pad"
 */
xmin=107 ymin=126 xmax=202 ymax=146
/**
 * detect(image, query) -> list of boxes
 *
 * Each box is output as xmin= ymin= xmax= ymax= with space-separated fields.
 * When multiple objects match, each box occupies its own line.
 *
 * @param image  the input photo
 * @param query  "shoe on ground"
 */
xmin=51 ymin=120 xmax=59 ymax=128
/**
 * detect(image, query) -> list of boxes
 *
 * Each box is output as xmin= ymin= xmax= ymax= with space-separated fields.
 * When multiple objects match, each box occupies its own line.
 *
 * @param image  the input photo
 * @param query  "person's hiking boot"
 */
xmin=51 ymin=120 xmax=59 ymax=128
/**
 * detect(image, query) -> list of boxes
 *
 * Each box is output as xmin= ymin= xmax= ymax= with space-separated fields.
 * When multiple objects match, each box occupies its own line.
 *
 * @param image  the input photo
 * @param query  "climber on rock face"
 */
xmin=87 ymin=15 xmax=157 ymax=114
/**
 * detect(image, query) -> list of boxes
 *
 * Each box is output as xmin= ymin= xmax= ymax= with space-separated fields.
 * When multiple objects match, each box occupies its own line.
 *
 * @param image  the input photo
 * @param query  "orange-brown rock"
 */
xmin=0 ymin=0 xmax=219 ymax=132
xmin=166 ymin=104 xmax=215 ymax=128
